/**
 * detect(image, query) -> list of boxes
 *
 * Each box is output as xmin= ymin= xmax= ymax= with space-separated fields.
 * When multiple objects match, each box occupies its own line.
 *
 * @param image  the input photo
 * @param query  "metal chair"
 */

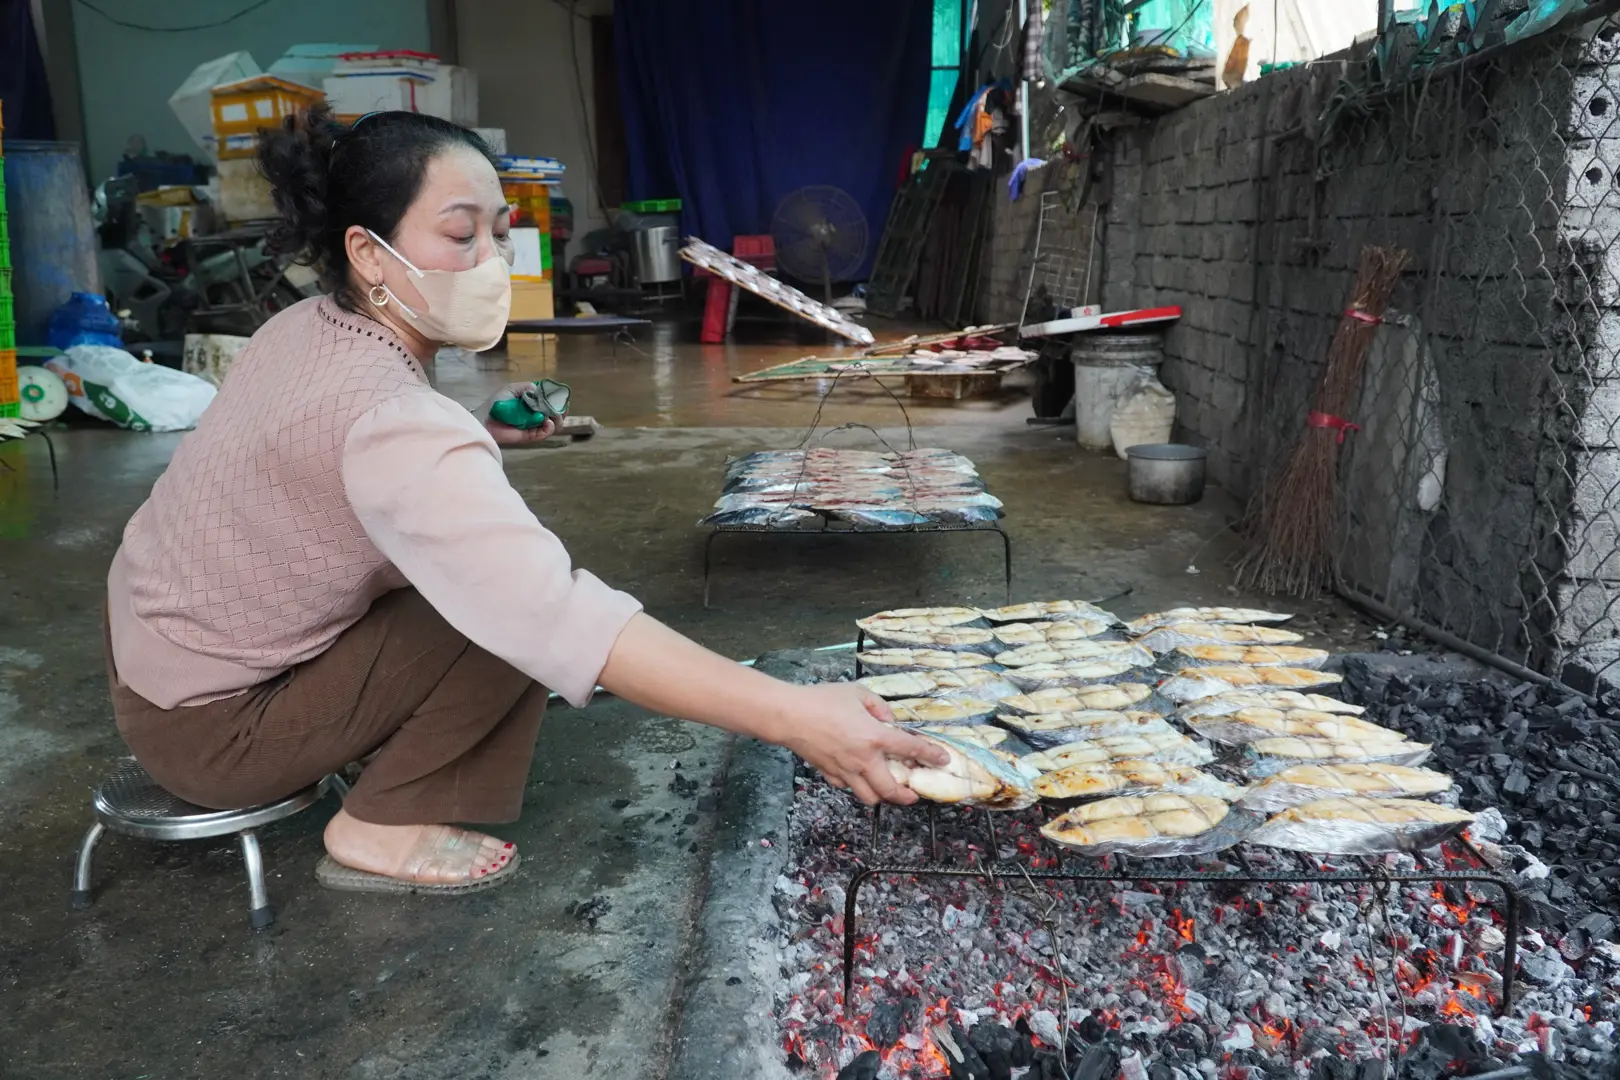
xmin=71 ymin=758 xmax=349 ymax=930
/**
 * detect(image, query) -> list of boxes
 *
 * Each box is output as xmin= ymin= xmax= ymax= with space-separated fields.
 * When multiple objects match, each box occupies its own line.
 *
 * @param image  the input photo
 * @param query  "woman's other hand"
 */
xmin=482 ymin=383 xmax=562 ymax=447
xmin=775 ymin=683 xmax=951 ymax=806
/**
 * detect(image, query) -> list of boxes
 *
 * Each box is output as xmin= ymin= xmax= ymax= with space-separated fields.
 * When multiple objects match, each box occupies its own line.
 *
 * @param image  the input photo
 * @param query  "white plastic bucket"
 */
xmin=1071 ymin=333 xmax=1165 ymax=450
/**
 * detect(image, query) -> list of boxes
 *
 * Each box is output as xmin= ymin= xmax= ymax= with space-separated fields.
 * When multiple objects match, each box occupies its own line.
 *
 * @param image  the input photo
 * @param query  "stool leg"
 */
xmin=326 ymin=773 xmax=351 ymax=800
xmin=239 ymin=829 xmax=275 ymax=930
xmin=71 ymin=822 xmax=106 ymax=909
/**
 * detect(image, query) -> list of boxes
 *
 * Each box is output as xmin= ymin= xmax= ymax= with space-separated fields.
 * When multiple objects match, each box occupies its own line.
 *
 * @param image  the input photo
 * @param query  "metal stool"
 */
xmin=71 ymin=758 xmax=349 ymax=929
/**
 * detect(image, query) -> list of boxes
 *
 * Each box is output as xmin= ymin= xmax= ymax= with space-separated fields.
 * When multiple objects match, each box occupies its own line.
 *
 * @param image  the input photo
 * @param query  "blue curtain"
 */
xmin=616 ymin=0 xmax=932 ymax=278
xmin=0 ymin=0 xmax=55 ymax=140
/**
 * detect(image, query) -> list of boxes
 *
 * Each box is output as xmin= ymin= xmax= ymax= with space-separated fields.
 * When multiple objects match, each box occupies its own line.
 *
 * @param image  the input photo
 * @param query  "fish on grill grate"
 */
xmin=857 ymin=648 xmax=997 ymax=675
xmin=856 ymin=607 xmax=987 ymax=632
xmin=1172 ymin=644 xmax=1331 ymax=669
xmin=994 ymin=709 xmax=1174 ymax=749
xmin=978 ymin=600 xmax=1120 ymax=625
xmin=862 ymin=625 xmax=999 ymax=652
xmin=1124 ymin=607 xmax=1294 ymax=635
xmin=995 ymin=640 xmax=1155 ymax=669
xmin=989 ymin=619 xmax=1113 ymax=648
xmin=1181 ymin=707 xmax=1405 ymax=746
xmin=885 ymin=731 xmax=1040 ymax=810
xmin=856 ymin=669 xmax=1017 ymax=701
xmin=1041 ymin=794 xmax=1231 ymax=845
xmin=1003 ymin=659 xmax=1143 ymax=691
xmin=1239 ymin=762 xmax=1453 ymax=812
xmin=1034 ymin=759 xmax=1246 ymax=801
xmin=1171 ymin=690 xmax=1363 ymax=718
xmin=998 ymin=683 xmax=1158 ymax=715
xmin=887 ymin=698 xmax=999 ymax=724
xmin=1246 ymin=797 xmax=1474 ymax=854
xmin=1159 ymin=666 xmax=1343 ymax=703
xmin=918 ymin=725 xmax=1010 ymax=749
xmin=1022 ymin=731 xmax=1215 ymax=771
xmin=1244 ymin=734 xmax=1433 ymax=776
xmin=1132 ymin=622 xmax=1306 ymax=654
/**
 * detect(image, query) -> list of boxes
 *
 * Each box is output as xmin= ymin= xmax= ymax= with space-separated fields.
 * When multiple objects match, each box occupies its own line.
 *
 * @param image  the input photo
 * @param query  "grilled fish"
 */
xmin=979 ymin=600 xmax=1120 ymax=625
xmin=858 ymin=648 xmax=996 ymax=675
xmin=990 ymin=620 xmax=1112 ymax=647
xmin=858 ymin=669 xmax=1013 ymax=700
xmin=1173 ymin=644 xmax=1330 ymax=669
xmin=885 ymin=732 xmax=1040 ymax=810
xmin=1240 ymin=762 xmax=1453 ymax=812
xmin=1172 ymin=691 xmax=1362 ymax=718
xmin=1159 ymin=666 xmax=1343 ymax=703
xmin=1133 ymin=622 xmax=1306 ymax=654
xmin=1041 ymin=794 xmax=1230 ymax=846
xmin=857 ymin=607 xmax=986 ymax=631
xmin=1249 ymin=735 xmax=1431 ymax=768
xmin=1004 ymin=659 xmax=1141 ymax=691
xmin=999 ymin=683 xmax=1157 ymax=715
xmin=888 ymin=698 xmax=998 ymax=724
xmin=1034 ymin=760 xmax=1245 ymax=801
xmin=920 ymin=725 xmax=1010 ymax=748
xmin=864 ymin=625 xmax=998 ymax=652
xmin=1125 ymin=607 xmax=1294 ymax=635
xmin=995 ymin=641 xmax=1154 ymax=669
xmin=996 ymin=710 xmax=1173 ymax=745
xmin=1023 ymin=731 xmax=1214 ymax=772
xmin=1182 ymin=707 xmax=1405 ymax=745
xmin=1247 ymin=797 xmax=1474 ymax=854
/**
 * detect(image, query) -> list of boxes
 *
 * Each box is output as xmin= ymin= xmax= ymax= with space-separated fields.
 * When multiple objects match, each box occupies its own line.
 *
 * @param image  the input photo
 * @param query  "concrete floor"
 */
xmin=0 ymin=307 xmax=1372 ymax=1079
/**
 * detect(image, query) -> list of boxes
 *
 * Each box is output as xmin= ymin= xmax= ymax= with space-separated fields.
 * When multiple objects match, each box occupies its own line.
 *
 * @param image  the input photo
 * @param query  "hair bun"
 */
xmin=258 ymin=101 xmax=347 ymax=265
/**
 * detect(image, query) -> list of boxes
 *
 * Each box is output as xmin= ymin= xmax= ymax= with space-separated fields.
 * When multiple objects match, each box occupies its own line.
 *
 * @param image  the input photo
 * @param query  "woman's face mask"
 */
xmin=367 ymin=230 xmax=512 ymax=352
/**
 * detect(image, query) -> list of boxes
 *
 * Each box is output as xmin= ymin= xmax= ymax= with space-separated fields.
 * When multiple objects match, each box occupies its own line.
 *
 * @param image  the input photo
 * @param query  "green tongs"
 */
xmin=488 ymin=378 xmax=572 ymax=430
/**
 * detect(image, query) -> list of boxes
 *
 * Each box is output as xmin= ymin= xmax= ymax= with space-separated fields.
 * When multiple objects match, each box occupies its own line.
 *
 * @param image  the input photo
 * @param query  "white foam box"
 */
xmin=169 ymin=51 xmax=261 ymax=159
xmin=323 ymin=65 xmax=476 ymax=124
xmin=509 ymin=227 xmax=545 ymax=281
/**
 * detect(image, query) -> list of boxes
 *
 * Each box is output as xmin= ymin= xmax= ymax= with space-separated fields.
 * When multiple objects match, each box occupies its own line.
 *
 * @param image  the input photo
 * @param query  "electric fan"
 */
xmin=770 ymin=186 xmax=869 ymax=306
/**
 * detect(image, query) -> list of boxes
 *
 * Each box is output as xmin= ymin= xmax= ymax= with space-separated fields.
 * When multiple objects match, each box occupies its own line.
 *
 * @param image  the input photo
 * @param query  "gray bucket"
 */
xmin=1126 ymin=443 xmax=1207 ymax=505
xmin=1071 ymin=333 xmax=1165 ymax=450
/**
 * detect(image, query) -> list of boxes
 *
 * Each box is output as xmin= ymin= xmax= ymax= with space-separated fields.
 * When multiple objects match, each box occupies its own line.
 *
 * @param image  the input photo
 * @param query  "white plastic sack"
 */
xmin=47 ymin=346 xmax=217 ymax=432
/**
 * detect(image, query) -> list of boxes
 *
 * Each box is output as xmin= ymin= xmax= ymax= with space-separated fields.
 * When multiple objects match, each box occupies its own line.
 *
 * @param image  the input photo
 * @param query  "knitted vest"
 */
xmin=109 ymin=297 xmax=431 ymax=708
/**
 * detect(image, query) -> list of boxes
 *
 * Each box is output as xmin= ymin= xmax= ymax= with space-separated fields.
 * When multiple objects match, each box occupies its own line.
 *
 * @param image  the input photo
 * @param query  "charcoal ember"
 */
xmin=1579 ymin=911 xmax=1617 ymax=941
xmin=1074 ymin=1013 xmax=1107 ymax=1044
xmin=1164 ymin=1022 xmax=1209 ymax=1056
xmin=968 ymin=1020 xmax=1016 ymax=1060
xmin=1308 ymin=1056 xmax=1352 ymax=1080
xmin=863 ymin=997 xmax=917 ymax=1047
xmin=1067 ymin=1042 xmax=1120 ymax=1080
xmin=1520 ymin=950 xmax=1576 ymax=985
xmin=836 ymin=1049 xmax=881 ymax=1080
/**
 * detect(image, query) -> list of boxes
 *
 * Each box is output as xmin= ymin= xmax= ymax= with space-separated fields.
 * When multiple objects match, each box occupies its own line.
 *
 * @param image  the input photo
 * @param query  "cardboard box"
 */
xmin=169 ymin=51 xmax=261 ymax=159
xmin=509 ymin=279 xmax=554 ymax=321
xmin=217 ymin=158 xmax=277 ymax=222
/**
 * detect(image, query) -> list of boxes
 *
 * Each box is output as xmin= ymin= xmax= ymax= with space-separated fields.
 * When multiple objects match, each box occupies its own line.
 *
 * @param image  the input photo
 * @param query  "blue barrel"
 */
xmin=2 ymin=141 xmax=101 ymax=347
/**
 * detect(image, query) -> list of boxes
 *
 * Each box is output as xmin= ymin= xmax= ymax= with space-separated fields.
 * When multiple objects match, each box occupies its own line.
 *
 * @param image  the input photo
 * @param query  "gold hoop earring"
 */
xmin=368 ymin=284 xmax=388 ymax=307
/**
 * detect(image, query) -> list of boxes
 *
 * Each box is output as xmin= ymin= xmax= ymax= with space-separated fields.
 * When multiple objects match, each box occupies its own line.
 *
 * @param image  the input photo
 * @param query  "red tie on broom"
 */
xmin=1234 ymin=245 xmax=1412 ymax=597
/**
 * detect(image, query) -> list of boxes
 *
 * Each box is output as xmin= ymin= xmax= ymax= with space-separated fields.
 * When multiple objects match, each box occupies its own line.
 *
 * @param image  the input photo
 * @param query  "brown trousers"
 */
xmin=108 ymin=589 xmax=547 ymax=825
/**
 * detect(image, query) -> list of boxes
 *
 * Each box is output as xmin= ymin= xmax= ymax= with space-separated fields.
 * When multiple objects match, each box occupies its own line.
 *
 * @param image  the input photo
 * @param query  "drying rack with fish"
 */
xmin=733 ymin=324 xmax=1035 ymax=401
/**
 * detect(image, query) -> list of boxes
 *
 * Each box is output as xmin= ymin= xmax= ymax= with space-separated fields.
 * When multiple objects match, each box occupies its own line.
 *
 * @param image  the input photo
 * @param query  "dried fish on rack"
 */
xmin=979 ymin=600 xmax=1120 ymax=625
xmin=994 ymin=640 xmax=1154 ymax=669
xmin=1181 ymin=707 xmax=1404 ymax=746
xmin=887 ymin=698 xmax=999 ymax=725
xmin=1244 ymin=734 xmax=1433 ymax=777
xmin=1238 ymin=762 xmax=1454 ymax=813
xmin=1171 ymin=690 xmax=1363 ymax=718
xmin=1003 ymin=658 xmax=1143 ymax=691
xmin=994 ymin=709 xmax=1174 ymax=749
xmin=998 ymin=683 xmax=1158 ymax=715
xmin=1132 ymin=622 xmax=1306 ymax=654
xmin=920 ymin=725 xmax=1010 ymax=749
xmin=1034 ymin=760 xmax=1247 ymax=802
xmin=990 ymin=619 xmax=1114 ymax=648
xmin=857 ymin=607 xmax=987 ymax=632
xmin=863 ymin=625 xmax=999 ymax=653
xmin=885 ymin=732 xmax=1040 ymax=810
xmin=1159 ymin=666 xmax=1343 ymax=703
xmin=1172 ymin=644 xmax=1330 ymax=669
xmin=1124 ymin=607 xmax=1294 ymax=636
xmin=856 ymin=669 xmax=1017 ymax=701
xmin=1022 ymin=731 xmax=1215 ymax=771
xmin=1040 ymin=794 xmax=1253 ymax=857
xmin=1246 ymin=797 xmax=1474 ymax=854
xmin=857 ymin=648 xmax=997 ymax=675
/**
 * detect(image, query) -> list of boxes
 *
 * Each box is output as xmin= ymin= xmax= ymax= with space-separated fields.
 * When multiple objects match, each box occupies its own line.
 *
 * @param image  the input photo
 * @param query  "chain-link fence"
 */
xmin=1236 ymin=13 xmax=1620 ymax=690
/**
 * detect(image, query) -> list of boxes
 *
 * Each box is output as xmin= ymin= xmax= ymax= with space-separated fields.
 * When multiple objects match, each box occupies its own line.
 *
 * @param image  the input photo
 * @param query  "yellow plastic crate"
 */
xmin=210 ymin=75 xmax=322 ymax=160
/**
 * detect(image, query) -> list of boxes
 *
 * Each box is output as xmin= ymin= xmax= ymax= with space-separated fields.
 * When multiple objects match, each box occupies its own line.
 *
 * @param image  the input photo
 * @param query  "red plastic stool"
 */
xmin=699 ymin=236 xmax=779 ymax=344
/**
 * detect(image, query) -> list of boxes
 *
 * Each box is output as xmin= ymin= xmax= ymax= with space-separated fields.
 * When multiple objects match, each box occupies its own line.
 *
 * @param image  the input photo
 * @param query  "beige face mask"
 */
xmin=367 ymin=230 xmax=512 ymax=352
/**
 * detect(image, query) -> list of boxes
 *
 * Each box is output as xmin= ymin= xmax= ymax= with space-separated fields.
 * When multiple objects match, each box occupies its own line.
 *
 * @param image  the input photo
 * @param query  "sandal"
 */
xmin=315 ymin=825 xmax=521 ymax=895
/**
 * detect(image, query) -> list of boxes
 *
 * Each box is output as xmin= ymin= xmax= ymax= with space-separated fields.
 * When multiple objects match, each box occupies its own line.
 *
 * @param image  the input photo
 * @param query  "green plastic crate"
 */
xmin=623 ymin=197 xmax=681 ymax=214
xmin=0 ymin=237 xmax=8 ymax=269
xmin=0 ymin=402 xmax=17 ymax=420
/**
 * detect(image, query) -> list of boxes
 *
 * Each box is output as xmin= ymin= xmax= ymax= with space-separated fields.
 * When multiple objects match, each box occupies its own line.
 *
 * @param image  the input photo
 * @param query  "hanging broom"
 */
xmin=1234 ymin=245 xmax=1411 ymax=597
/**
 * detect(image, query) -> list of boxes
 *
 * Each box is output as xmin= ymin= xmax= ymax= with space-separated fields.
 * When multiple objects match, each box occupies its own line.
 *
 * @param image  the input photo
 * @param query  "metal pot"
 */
xmin=1126 ymin=443 xmax=1207 ymax=505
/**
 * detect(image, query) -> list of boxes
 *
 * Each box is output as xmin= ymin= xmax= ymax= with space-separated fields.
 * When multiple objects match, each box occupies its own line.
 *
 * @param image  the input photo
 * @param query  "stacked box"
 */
xmin=0 ymin=101 xmax=16 ymax=418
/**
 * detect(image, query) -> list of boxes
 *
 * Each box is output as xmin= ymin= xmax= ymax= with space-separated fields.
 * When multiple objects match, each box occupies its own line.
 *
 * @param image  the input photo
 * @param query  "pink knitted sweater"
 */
xmin=109 ymin=297 xmax=640 ymax=709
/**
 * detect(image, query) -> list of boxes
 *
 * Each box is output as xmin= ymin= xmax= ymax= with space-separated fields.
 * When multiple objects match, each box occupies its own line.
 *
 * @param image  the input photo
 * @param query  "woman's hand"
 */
xmin=774 ymin=683 xmax=951 ymax=806
xmin=482 ymin=383 xmax=562 ymax=447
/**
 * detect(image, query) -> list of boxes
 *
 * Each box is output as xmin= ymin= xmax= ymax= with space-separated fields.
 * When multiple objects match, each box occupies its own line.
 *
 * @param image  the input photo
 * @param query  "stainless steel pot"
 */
xmin=1126 ymin=443 xmax=1207 ymax=505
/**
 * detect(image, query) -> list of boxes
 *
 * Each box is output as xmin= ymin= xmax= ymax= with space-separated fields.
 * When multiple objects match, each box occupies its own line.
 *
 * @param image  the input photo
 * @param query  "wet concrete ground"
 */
xmin=0 ymin=307 xmax=1374 ymax=1078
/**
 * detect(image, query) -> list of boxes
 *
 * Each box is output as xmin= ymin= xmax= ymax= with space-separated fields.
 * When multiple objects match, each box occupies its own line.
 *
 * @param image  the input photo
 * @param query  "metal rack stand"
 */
xmin=702 ymin=519 xmax=1011 ymax=609
xmin=842 ymin=805 xmax=1523 ymax=1019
